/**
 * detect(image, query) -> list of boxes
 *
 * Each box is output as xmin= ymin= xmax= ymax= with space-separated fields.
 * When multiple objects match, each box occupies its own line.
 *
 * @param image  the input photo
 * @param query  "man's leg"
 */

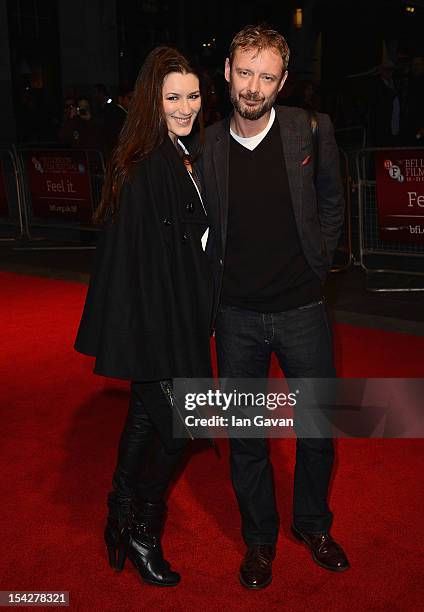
xmin=271 ymin=300 xmax=335 ymax=533
xmin=216 ymin=304 xmax=279 ymax=589
xmin=215 ymin=304 xmax=278 ymax=546
xmin=272 ymin=300 xmax=349 ymax=571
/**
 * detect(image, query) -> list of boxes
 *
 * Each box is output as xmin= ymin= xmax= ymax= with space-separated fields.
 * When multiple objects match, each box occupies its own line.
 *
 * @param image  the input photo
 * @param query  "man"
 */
xmin=201 ymin=25 xmax=349 ymax=589
xmin=368 ymin=60 xmax=401 ymax=146
xmin=406 ymin=56 xmax=424 ymax=143
xmin=100 ymin=85 xmax=133 ymax=159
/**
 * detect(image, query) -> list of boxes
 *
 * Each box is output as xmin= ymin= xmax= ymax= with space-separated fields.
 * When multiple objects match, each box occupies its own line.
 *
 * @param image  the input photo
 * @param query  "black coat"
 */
xmin=75 ymin=136 xmax=214 ymax=382
xmin=200 ymin=106 xmax=345 ymax=321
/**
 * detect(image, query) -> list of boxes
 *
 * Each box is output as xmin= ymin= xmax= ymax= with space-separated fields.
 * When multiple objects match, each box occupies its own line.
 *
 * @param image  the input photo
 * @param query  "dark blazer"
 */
xmin=200 ymin=105 xmax=345 ymax=319
xmin=74 ymin=136 xmax=214 ymax=382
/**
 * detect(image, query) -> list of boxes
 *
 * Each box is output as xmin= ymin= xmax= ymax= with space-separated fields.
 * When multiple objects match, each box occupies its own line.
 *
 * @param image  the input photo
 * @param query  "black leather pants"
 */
xmin=111 ymin=381 xmax=187 ymax=504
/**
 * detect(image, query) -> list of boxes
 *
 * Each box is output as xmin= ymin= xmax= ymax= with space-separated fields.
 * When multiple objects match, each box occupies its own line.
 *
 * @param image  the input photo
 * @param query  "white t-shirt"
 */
xmin=229 ymin=107 xmax=276 ymax=151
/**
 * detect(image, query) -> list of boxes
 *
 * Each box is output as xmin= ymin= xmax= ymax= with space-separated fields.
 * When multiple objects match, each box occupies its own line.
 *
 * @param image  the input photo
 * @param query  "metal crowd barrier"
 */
xmin=335 ymin=126 xmax=367 ymax=263
xmin=0 ymin=138 xmax=354 ymax=271
xmin=331 ymin=148 xmax=353 ymax=272
xmin=356 ymin=146 xmax=424 ymax=291
xmin=13 ymin=146 xmax=105 ymax=251
xmin=0 ymin=145 xmax=28 ymax=241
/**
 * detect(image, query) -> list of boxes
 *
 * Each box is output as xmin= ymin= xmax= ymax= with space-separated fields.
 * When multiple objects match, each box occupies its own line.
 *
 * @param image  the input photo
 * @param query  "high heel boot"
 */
xmin=127 ymin=500 xmax=180 ymax=586
xmin=104 ymin=492 xmax=132 ymax=571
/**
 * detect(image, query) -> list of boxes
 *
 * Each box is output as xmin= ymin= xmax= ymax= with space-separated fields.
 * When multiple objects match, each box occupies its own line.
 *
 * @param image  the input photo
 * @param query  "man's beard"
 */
xmin=230 ymin=89 xmax=278 ymax=121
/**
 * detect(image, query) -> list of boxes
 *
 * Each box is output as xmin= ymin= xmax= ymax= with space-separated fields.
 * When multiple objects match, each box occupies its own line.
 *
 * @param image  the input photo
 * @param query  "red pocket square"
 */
xmin=301 ymin=155 xmax=312 ymax=166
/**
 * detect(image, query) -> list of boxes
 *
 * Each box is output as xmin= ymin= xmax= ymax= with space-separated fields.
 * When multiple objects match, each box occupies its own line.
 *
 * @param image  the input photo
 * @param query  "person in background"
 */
xmin=406 ymin=55 xmax=424 ymax=143
xmin=284 ymin=78 xmax=320 ymax=111
xmin=63 ymin=97 xmax=77 ymax=122
xmin=100 ymin=84 xmax=134 ymax=159
xmin=201 ymin=70 xmax=222 ymax=126
xmin=56 ymin=96 xmax=77 ymax=146
xmin=368 ymin=60 xmax=401 ymax=146
xmin=93 ymin=83 xmax=111 ymax=119
xmin=59 ymin=97 xmax=99 ymax=149
xmin=19 ymin=89 xmax=55 ymax=142
xmin=74 ymin=47 xmax=214 ymax=588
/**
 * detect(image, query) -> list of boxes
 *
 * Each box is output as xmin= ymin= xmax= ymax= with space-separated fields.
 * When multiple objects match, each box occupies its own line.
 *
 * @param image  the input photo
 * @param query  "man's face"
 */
xmin=225 ymin=47 xmax=287 ymax=121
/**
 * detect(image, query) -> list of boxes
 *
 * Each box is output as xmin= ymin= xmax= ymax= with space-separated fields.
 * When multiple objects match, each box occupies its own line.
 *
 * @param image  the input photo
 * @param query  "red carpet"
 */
xmin=1 ymin=271 xmax=423 ymax=611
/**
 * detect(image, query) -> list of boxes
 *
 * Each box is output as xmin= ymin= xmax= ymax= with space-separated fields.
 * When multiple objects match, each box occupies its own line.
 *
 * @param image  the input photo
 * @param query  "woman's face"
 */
xmin=162 ymin=72 xmax=201 ymax=142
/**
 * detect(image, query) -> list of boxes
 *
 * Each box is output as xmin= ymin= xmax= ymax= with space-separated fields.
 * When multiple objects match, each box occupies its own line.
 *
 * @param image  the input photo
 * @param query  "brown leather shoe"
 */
xmin=291 ymin=524 xmax=349 ymax=572
xmin=239 ymin=544 xmax=276 ymax=589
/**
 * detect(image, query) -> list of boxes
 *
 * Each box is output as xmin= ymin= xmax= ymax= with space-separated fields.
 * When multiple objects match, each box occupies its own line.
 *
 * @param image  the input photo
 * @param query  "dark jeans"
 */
xmin=215 ymin=300 xmax=335 ymax=545
xmin=111 ymin=381 xmax=186 ymax=504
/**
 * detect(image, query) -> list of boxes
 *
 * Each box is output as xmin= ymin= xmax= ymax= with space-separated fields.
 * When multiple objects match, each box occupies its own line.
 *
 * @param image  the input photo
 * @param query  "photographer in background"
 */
xmin=63 ymin=97 xmax=77 ymax=122
xmin=59 ymin=96 xmax=99 ymax=150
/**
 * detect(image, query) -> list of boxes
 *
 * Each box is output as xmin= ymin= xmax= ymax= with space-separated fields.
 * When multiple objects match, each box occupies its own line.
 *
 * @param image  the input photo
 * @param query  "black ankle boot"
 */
xmin=127 ymin=500 xmax=180 ymax=586
xmin=104 ymin=492 xmax=132 ymax=571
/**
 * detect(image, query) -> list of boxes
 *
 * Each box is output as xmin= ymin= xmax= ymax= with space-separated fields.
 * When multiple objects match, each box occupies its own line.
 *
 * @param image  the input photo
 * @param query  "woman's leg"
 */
xmin=111 ymin=383 xmax=156 ymax=499
xmin=126 ymin=381 xmax=188 ymax=586
xmin=105 ymin=382 xmax=157 ymax=570
xmin=132 ymin=381 xmax=187 ymax=503
xmin=106 ymin=380 xmax=188 ymax=585
xmin=109 ymin=380 xmax=186 ymax=504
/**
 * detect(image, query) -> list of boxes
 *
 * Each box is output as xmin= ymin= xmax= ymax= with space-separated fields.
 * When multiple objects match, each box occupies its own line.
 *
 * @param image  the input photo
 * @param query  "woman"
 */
xmin=74 ymin=47 xmax=214 ymax=587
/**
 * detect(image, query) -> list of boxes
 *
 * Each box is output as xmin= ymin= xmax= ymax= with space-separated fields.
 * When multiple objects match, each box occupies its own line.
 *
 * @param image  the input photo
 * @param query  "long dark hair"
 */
xmin=94 ymin=47 xmax=204 ymax=223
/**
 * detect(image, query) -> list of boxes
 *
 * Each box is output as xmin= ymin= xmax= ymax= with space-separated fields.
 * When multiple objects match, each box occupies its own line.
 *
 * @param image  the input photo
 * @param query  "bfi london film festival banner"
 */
xmin=375 ymin=150 xmax=424 ymax=244
xmin=0 ymin=160 xmax=9 ymax=217
xmin=26 ymin=150 xmax=93 ymax=222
